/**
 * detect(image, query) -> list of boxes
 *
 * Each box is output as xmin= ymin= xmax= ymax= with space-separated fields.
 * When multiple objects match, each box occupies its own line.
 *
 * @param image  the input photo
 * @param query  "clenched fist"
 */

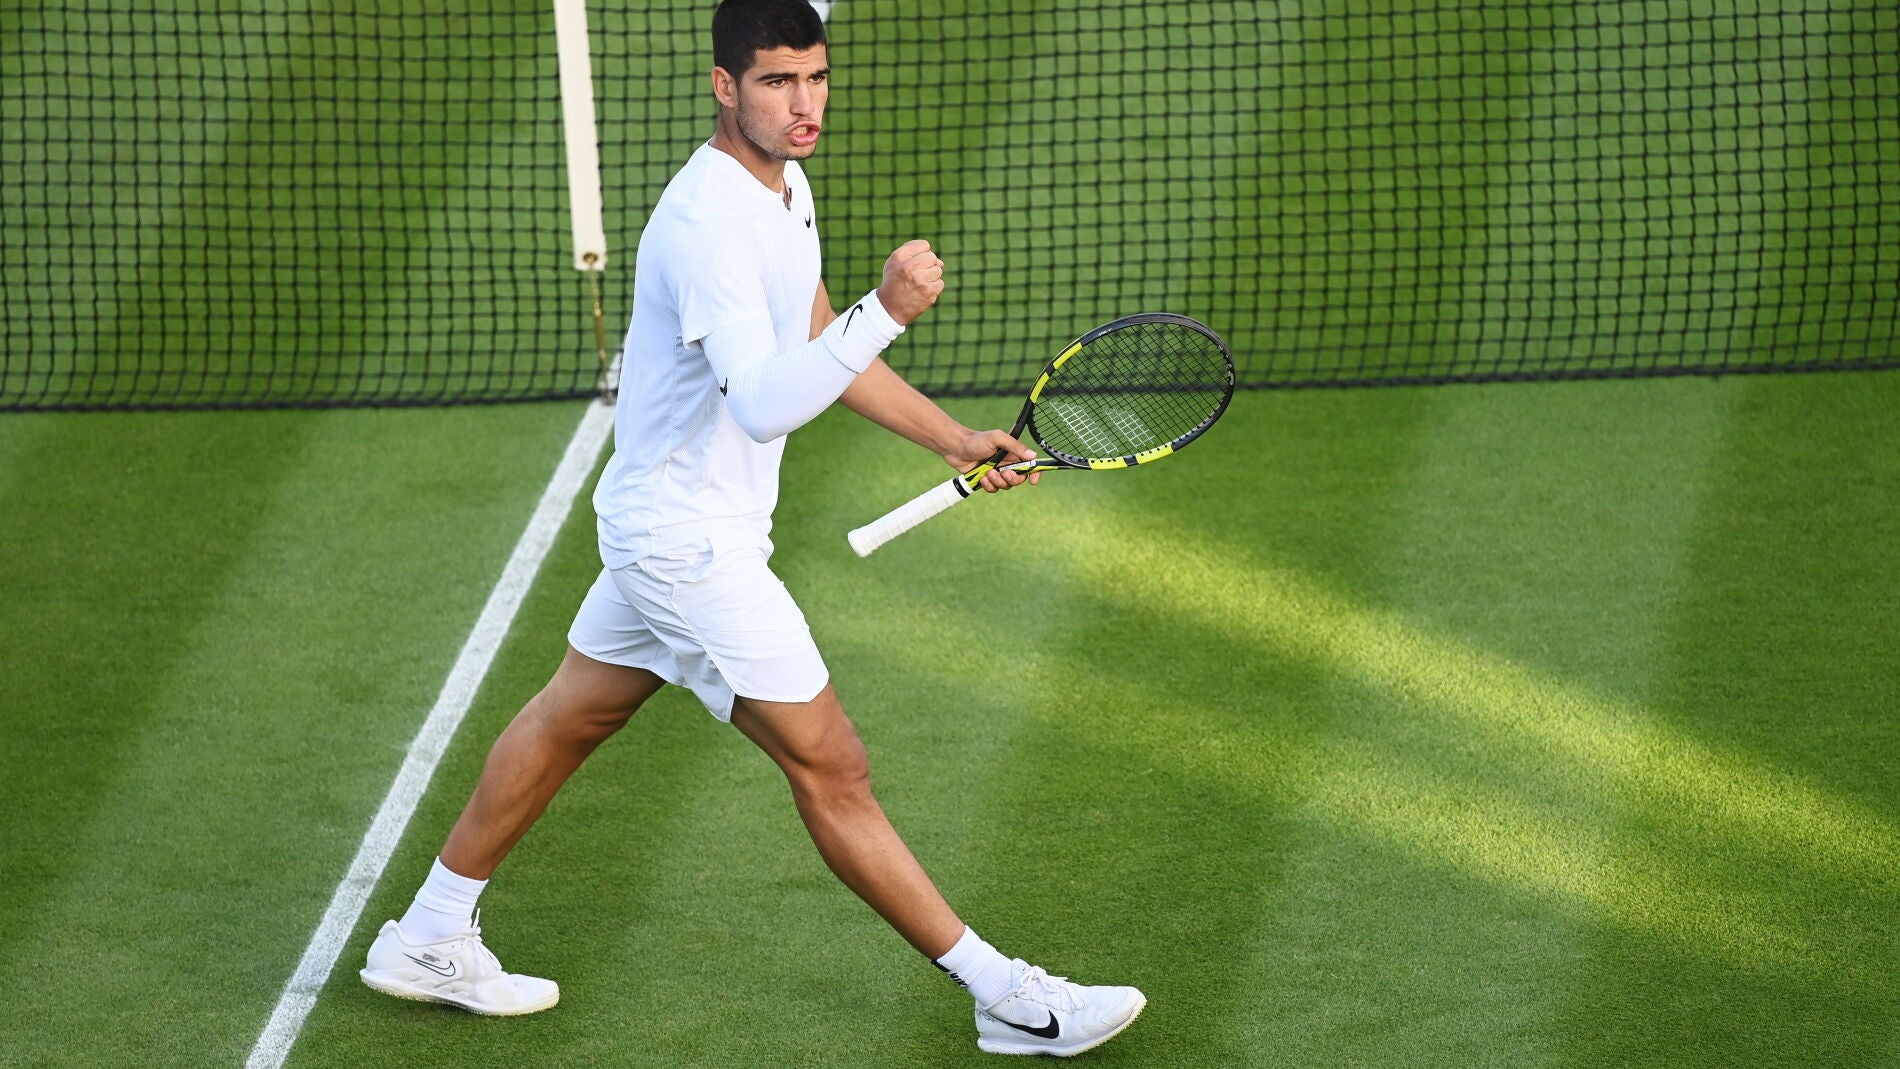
xmin=877 ymin=239 xmax=945 ymax=325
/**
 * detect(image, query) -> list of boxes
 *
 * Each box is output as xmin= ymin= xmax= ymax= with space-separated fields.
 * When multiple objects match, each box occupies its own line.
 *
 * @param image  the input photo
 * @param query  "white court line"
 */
xmin=244 ymin=399 xmax=617 ymax=1069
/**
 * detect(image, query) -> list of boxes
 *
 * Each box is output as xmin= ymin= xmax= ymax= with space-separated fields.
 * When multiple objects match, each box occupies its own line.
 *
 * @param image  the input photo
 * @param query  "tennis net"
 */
xmin=3 ymin=0 xmax=1896 ymax=410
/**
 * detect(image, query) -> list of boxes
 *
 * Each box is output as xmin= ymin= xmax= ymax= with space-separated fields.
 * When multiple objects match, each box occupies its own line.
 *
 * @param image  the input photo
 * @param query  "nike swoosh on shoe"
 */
xmin=405 ymin=954 xmax=458 ymax=978
xmin=1000 ymin=1013 xmax=1059 ymax=1039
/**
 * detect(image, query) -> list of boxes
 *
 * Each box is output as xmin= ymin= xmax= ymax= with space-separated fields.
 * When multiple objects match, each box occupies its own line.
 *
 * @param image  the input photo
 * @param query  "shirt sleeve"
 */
xmin=675 ymin=227 xmax=771 ymax=345
xmin=699 ymin=290 xmax=906 ymax=443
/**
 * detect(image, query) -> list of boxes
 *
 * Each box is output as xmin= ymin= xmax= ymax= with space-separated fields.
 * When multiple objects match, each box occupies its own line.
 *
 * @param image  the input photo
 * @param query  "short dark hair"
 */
xmin=712 ymin=0 xmax=827 ymax=77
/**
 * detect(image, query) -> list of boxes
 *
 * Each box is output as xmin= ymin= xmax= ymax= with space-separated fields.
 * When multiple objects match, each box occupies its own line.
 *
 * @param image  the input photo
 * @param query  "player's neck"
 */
xmin=709 ymin=117 xmax=788 ymax=197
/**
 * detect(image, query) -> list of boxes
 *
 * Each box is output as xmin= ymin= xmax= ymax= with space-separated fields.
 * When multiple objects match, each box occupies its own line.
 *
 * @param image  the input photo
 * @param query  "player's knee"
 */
xmin=574 ymin=700 xmax=638 ymax=741
xmin=528 ymin=685 xmax=637 ymax=743
xmin=791 ymin=736 xmax=874 ymax=808
xmin=540 ymin=658 xmax=656 ymax=737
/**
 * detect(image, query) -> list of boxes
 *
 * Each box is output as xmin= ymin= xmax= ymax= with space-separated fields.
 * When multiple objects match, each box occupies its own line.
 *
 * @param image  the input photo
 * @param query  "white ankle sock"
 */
xmin=934 ymin=926 xmax=1017 ymax=1006
xmin=397 ymin=857 xmax=487 ymax=944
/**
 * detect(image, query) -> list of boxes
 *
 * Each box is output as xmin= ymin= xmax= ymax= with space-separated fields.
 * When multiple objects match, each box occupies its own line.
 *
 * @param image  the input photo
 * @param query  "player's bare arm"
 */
xmin=839 ymin=364 xmax=1039 ymax=493
xmin=809 ymin=278 xmax=838 ymax=338
xmin=822 ymin=247 xmax=1038 ymax=493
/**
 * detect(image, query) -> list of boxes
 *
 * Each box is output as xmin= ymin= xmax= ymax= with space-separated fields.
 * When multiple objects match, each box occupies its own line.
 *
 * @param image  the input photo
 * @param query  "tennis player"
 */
xmin=360 ymin=0 xmax=1144 ymax=1057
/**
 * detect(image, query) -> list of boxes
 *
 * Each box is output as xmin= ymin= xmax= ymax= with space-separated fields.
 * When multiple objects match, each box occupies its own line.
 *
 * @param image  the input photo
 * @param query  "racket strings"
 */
xmin=1033 ymin=322 xmax=1231 ymax=461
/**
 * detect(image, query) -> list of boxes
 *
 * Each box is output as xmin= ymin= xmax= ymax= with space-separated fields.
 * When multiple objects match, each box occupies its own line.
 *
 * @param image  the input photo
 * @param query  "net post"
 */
xmin=553 ymin=0 xmax=607 ymax=274
xmin=584 ymin=252 xmax=612 ymax=401
xmin=554 ymin=0 xmax=612 ymax=402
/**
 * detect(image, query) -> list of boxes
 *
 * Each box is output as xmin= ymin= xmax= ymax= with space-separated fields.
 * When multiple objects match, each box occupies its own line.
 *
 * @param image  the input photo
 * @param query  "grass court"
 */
xmin=3 ymin=372 xmax=1896 ymax=1066
xmin=1 ymin=0 xmax=1896 ymax=1065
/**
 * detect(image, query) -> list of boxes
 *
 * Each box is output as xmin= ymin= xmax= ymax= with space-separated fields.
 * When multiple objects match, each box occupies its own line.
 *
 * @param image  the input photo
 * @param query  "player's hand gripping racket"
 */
xmin=848 ymin=312 xmax=1235 ymax=556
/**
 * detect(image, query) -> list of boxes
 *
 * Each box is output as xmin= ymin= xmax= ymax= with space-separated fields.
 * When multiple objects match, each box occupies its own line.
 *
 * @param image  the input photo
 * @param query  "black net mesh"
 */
xmin=1 ymin=1 xmax=592 ymax=410
xmin=1031 ymin=316 xmax=1233 ymax=462
xmin=3 ymin=1 xmax=1896 ymax=411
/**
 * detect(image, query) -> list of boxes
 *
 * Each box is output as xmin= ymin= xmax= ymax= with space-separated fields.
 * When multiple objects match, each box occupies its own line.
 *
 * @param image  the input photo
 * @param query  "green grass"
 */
xmin=1 ymin=372 xmax=1896 ymax=1066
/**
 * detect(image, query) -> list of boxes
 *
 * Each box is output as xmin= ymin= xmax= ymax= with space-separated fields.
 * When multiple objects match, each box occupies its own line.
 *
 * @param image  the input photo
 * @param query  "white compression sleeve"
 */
xmin=700 ymin=290 xmax=905 ymax=443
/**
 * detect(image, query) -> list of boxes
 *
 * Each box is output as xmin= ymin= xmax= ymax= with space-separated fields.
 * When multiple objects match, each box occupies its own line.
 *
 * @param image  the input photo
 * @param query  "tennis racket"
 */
xmin=848 ymin=312 xmax=1234 ymax=556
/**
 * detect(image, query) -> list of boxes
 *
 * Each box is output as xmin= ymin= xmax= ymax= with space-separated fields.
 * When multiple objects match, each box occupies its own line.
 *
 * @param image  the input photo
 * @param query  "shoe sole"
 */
xmin=977 ymin=993 xmax=1147 ymax=1057
xmin=359 ymin=969 xmax=559 ymax=1017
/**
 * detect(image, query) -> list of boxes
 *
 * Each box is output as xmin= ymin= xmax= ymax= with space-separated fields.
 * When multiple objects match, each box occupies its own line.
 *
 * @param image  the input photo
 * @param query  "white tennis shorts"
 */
xmin=566 ymin=541 xmax=828 ymax=721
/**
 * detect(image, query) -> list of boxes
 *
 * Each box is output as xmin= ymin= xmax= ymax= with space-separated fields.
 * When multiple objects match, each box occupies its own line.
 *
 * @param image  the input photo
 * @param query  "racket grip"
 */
xmin=848 ymin=476 xmax=971 ymax=557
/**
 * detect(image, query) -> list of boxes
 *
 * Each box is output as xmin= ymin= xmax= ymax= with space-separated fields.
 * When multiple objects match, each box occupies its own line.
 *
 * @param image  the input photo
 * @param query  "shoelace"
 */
xmin=1014 ymin=965 xmax=1085 ymax=1013
xmin=460 ymin=908 xmax=503 ymax=978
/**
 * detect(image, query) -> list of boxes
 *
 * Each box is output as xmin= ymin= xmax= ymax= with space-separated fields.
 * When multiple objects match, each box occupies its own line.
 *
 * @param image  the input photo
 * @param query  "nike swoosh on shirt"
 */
xmin=404 ymin=954 xmax=458 ymax=979
xmin=805 ymin=213 xmax=813 ymax=228
xmin=999 ymin=1012 xmax=1060 ymax=1040
xmin=718 ymin=379 xmax=729 ymax=395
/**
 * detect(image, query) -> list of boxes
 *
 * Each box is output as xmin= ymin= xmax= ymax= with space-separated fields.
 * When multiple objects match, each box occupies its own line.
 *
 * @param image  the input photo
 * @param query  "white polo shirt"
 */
xmin=594 ymin=142 xmax=822 ymax=568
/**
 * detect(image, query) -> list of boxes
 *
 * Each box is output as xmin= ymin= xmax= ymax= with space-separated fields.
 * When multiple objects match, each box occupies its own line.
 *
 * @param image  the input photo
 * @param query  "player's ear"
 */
xmin=711 ymin=66 xmax=738 ymax=109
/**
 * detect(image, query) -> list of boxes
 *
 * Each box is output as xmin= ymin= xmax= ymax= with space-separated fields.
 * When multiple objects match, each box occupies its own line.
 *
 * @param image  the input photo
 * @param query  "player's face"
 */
xmin=726 ymin=45 xmax=829 ymax=161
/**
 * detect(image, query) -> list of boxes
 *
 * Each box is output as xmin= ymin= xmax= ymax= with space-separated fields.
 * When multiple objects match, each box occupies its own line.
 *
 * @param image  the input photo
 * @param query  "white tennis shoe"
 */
xmin=359 ymin=912 xmax=558 ymax=1016
xmin=974 ymin=960 xmax=1146 ymax=1057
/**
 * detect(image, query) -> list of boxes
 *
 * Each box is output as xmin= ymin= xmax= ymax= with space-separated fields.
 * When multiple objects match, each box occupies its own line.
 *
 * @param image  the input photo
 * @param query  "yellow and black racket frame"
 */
xmin=958 ymin=311 xmax=1236 ymax=491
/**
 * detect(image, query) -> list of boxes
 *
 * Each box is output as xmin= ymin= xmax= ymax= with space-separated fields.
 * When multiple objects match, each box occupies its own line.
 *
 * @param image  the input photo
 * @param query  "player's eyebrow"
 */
xmin=754 ymin=67 xmax=828 ymax=82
